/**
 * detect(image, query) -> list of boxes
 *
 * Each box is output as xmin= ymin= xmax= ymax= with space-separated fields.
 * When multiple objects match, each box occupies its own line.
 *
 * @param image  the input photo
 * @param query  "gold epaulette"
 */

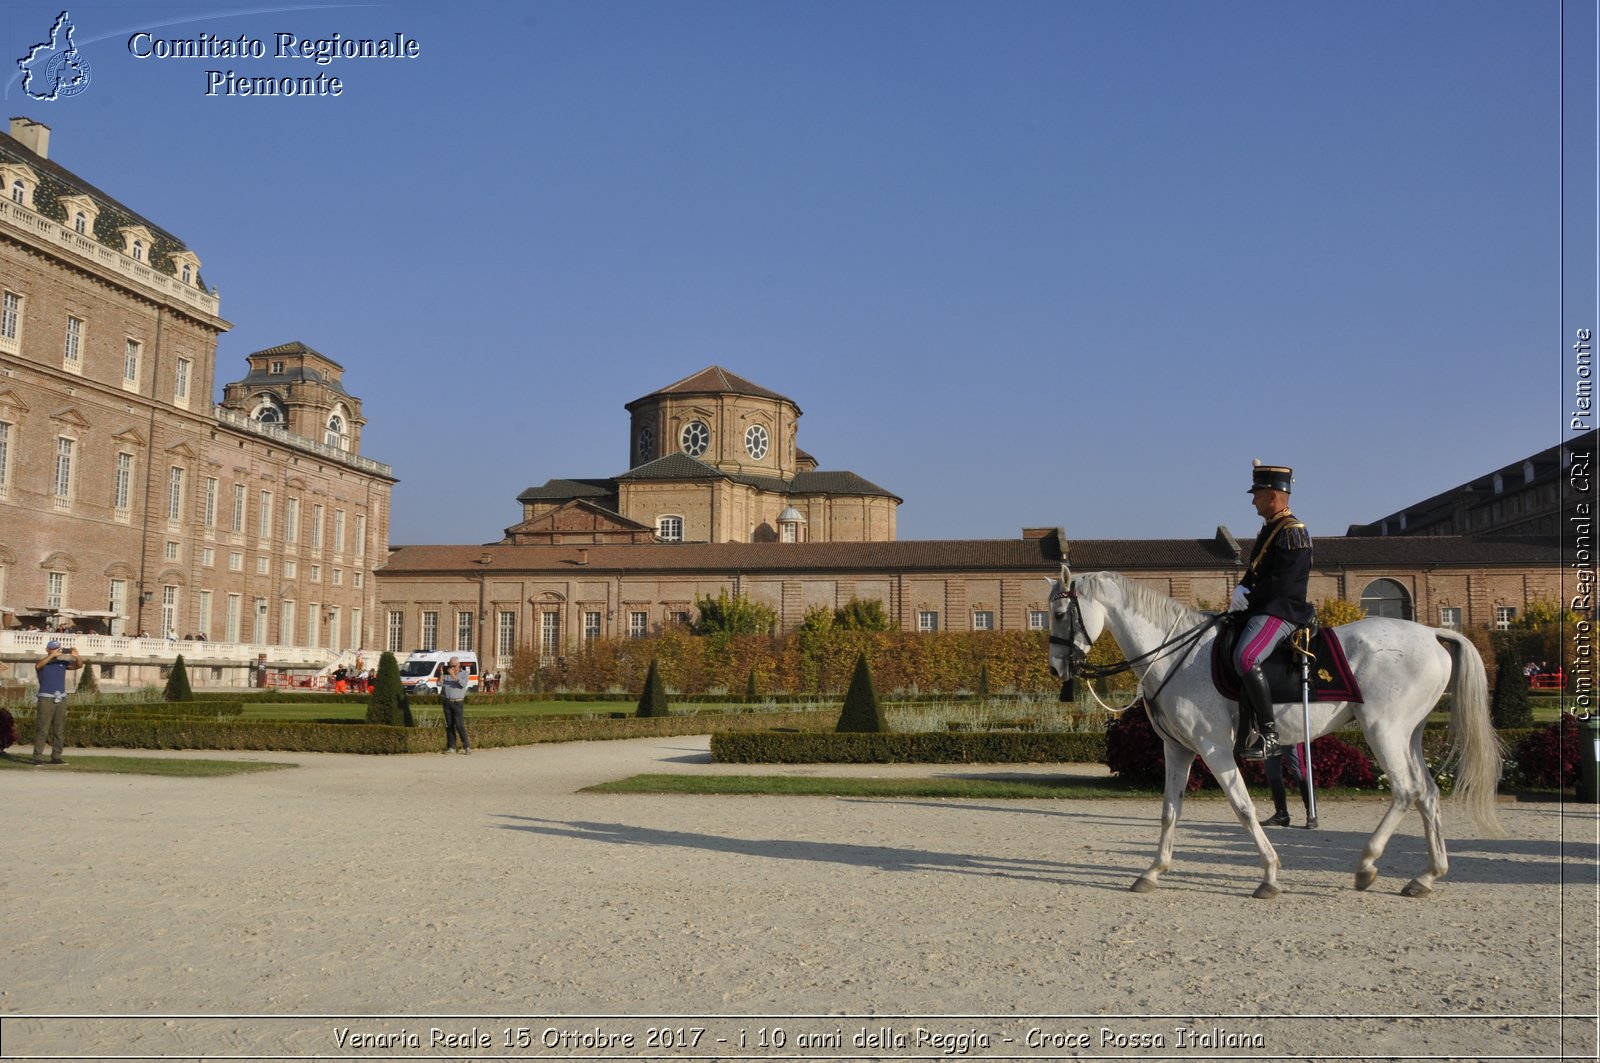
xmin=1279 ymin=521 xmax=1312 ymax=550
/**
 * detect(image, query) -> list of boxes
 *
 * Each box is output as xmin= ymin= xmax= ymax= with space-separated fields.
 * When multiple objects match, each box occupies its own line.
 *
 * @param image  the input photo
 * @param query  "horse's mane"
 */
xmin=1080 ymin=571 xmax=1210 ymax=630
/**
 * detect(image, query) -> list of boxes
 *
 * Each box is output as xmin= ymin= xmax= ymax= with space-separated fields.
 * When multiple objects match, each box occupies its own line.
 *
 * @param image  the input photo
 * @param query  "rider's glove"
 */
xmin=1229 ymin=584 xmax=1250 ymax=612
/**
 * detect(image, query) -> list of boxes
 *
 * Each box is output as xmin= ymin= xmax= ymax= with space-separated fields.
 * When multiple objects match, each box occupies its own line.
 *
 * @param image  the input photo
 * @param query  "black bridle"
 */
xmin=1050 ymin=587 xmax=1226 ymax=706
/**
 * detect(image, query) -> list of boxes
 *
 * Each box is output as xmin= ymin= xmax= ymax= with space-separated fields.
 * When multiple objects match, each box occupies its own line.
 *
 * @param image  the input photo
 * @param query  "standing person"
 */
xmin=440 ymin=656 xmax=472 ymax=755
xmin=1260 ymin=744 xmax=1317 ymax=829
xmin=33 ymin=639 xmax=84 ymax=765
xmin=1229 ymin=461 xmax=1315 ymax=761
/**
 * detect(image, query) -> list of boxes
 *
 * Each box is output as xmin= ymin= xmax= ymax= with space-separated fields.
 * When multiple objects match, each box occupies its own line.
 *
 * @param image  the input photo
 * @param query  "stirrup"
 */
xmin=1239 ymin=732 xmax=1279 ymax=761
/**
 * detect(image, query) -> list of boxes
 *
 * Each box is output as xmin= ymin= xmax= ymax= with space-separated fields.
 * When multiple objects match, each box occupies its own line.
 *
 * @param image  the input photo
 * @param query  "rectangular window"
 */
xmin=255 ymin=556 xmax=269 ymax=575
xmin=174 ymin=357 xmax=191 ymax=405
xmin=353 ymin=571 xmax=363 ymax=589
xmin=200 ymin=547 xmax=214 ymax=567
xmin=46 ymin=571 xmax=66 ymax=610
xmin=1495 ymin=606 xmax=1516 ymax=631
xmin=123 ymin=338 xmax=141 ymax=384
xmin=918 ymin=610 xmax=940 ymax=633
xmin=629 ymin=611 xmax=649 ymax=639
xmin=197 ymin=589 xmax=212 ymax=640
xmin=497 ymin=611 xmax=516 ymax=659
xmin=354 ymin=514 xmax=366 ymax=557
xmin=285 ymin=498 xmax=300 ymax=543
xmin=232 ymin=484 xmax=246 ymax=533
xmin=583 ymin=610 xmax=602 ymax=644
xmin=204 ymin=477 xmax=218 ymax=528
xmin=161 ymin=586 xmax=178 ymax=640
xmin=310 ymin=564 xmax=321 ymax=582
xmin=0 ymin=420 xmax=10 ymax=499
xmin=228 ymin=551 xmax=243 ymax=572
xmin=973 ymin=610 xmax=995 ymax=631
xmin=307 ymin=602 xmax=321 ymax=647
xmin=110 ymin=578 xmax=128 ymax=636
xmin=332 ymin=568 xmax=343 ymax=586
xmin=281 ymin=600 xmax=297 ymax=645
xmin=225 ymin=593 xmax=241 ymax=643
xmin=421 ymin=610 xmax=439 ymax=652
xmin=167 ymin=466 xmax=185 ymax=522
xmin=1440 ymin=606 xmax=1462 ymax=630
xmin=1028 ymin=609 xmax=1048 ymax=631
xmin=657 ymin=516 xmax=683 ymax=542
xmin=164 ymin=541 xmax=179 ymax=561
xmin=388 ymin=610 xmax=405 ymax=654
xmin=457 ymin=610 xmax=474 ymax=652
xmin=257 ymin=490 xmax=273 ymax=538
xmin=63 ymin=315 xmax=82 ymax=370
xmin=540 ymin=612 xmax=560 ymax=661
xmin=53 ymin=437 xmax=75 ymax=502
xmin=326 ymin=606 xmax=340 ymax=651
xmin=283 ymin=559 xmax=297 ymax=578
xmin=351 ymin=608 xmax=362 ymax=650
xmin=113 ymin=453 xmax=133 ymax=513
xmin=311 ymin=504 xmax=324 ymax=549
xmin=0 ymin=290 xmax=22 ymax=352
xmin=333 ymin=509 xmax=345 ymax=554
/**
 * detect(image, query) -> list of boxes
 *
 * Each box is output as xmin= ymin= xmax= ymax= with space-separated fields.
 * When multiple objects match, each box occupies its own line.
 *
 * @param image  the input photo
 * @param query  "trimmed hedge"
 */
xmin=711 ymin=730 xmax=1106 ymax=764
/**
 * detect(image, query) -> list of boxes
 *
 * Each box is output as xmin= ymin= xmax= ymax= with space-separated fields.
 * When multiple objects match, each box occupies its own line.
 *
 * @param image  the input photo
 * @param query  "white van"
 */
xmin=399 ymin=651 xmax=480 ymax=695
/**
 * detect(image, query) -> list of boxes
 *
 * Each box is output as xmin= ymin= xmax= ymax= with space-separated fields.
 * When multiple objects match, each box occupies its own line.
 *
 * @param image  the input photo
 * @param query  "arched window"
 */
xmin=1359 ymin=578 xmax=1412 ymax=620
xmin=325 ymin=411 xmax=349 ymax=451
xmin=181 ymin=264 xmax=192 ymax=284
xmin=73 ymin=211 xmax=87 ymax=234
xmin=131 ymin=239 xmax=144 ymax=262
xmin=252 ymin=396 xmax=286 ymax=425
xmin=10 ymin=180 xmax=23 ymax=205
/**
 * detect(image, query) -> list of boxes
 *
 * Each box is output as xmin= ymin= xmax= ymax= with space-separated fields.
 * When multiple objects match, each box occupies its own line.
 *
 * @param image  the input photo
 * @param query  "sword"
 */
xmin=1301 ymin=652 xmax=1317 ymax=825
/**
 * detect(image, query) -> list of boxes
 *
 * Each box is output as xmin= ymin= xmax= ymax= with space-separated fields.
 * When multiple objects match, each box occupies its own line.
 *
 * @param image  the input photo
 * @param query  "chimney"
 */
xmin=9 ymin=117 xmax=50 ymax=159
xmin=577 ymin=548 xmax=590 ymax=565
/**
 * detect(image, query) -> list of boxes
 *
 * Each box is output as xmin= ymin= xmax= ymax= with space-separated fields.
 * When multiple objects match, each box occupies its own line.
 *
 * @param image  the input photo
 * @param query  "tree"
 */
xmin=163 ymin=654 xmax=193 ymax=702
xmin=1316 ymin=598 xmax=1367 ymax=628
xmin=1490 ymin=644 xmax=1534 ymax=729
xmin=975 ymin=661 xmax=992 ymax=701
xmin=365 ymin=651 xmax=412 ymax=726
xmin=834 ymin=598 xmax=893 ymax=631
xmin=690 ymin=590 xmax=777 ymax=637
xmin=835 ymin=652 xmax=887 ymax=733
xmin=636 ymin=658 xmax=670 ymax=717
xmin=744 ymin=667 xmax=759 ymax=703
xmin=75 ymin=661 xmax=99 ymax=697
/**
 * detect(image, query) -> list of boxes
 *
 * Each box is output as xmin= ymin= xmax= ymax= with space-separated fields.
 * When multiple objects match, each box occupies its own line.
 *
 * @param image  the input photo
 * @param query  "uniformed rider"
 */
xmin=1230 ymin=461 xmax=1315 ymax=760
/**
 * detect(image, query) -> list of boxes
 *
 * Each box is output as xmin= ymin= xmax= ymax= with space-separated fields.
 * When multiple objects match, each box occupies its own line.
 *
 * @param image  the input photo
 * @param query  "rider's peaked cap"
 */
xmin=1248 ymin=460 xmax=1293 ymax=494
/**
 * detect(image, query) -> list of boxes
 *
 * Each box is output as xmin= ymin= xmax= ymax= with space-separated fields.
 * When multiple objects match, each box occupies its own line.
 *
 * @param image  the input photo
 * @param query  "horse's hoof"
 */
xmin=1129 ymin=876 xmax=1158 ymax=894
xmin=1401 ymin=880 xmax=1433 ymax=898
xmin=1355 ymin=868 xmax=1378 ymax=891
xmin=1252 ymin=882 xmax=1281 ymax=900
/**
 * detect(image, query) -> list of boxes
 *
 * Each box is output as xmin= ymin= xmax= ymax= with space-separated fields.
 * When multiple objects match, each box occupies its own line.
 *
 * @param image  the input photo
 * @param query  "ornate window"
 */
xmin=680 ymin=420 xmax=709 ymax=457
xmin=744 ymin=424 xmax=769 ymax=460
xmin=637 ymin=426 xmax=654 ymax=461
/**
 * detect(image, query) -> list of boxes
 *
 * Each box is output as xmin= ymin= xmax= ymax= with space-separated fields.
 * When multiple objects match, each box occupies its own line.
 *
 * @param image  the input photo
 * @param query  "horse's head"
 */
xmin=1046 ymin=564 xmax=1106 ymax=696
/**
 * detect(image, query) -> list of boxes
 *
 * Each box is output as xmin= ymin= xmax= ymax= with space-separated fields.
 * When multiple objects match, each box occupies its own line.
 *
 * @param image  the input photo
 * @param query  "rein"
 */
xmin=1051 ymin=593 xmax=1226 ymax=712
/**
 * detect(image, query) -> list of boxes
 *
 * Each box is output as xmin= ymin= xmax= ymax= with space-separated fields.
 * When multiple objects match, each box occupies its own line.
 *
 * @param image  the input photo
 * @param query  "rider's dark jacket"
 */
xmin=1241 ymin=511 xmax=1315 ymax=627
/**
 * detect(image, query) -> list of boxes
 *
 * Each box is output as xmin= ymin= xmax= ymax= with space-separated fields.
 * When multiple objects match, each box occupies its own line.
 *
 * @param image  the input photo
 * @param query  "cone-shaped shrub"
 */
xmin=636 ymin=658 xmax=670 ymax=717
xmin=366 ymin=651 xmax=411 ymax=726
xmin=75 ymin=661 xmax=99 ymax=696
xmin=744 ymin=667 xmax=759 ymax=704
xmin=163 ymin=654 xmax=193 ymax=701
xmin=836 ymin=652 xmax=887 ymax=733
xmin=976 ymin=662 xmax=991 ymax=701
xmin=1491 ymin=644 xmax=1533 ymax=729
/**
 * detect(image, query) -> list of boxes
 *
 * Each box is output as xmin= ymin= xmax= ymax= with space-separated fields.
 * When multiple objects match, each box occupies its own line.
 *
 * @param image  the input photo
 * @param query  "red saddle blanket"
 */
xmin=1211 ymin=625 xmax=1363 ymax=704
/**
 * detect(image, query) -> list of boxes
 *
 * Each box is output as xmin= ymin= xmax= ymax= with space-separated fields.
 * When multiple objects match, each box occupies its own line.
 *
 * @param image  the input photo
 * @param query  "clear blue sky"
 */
xmin=4 ymin=1 xmax=1585 ymax=546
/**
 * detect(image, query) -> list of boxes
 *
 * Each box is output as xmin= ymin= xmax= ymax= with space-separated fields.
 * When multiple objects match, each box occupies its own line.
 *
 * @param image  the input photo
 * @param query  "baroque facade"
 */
xmin=0 ymin=117 xmax=394 ymax=669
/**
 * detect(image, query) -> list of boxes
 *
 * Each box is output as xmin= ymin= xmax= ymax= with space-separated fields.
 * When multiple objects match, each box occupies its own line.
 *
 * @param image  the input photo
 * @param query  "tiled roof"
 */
xmin=381 ymin=533 xmax=1558 ymax=576
xmin=790 ymin=470 xmax=901 ymax=499
xmin=228 ymin=341 xmax=350 ymax=396
xmin=616 ymin=453 xmax=727 ymax=481
xmin=252 ymin=340 xmax=346 ymax=372
xmin=625 ymin=366 xmax=798 ymax=411
xmin=515 ymin=478 xmax=617 ymax=503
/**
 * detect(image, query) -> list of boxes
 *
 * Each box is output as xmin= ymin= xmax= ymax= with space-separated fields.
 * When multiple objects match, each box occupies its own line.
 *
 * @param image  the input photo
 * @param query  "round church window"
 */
xmin=744 ymin=424 xmax=769 ymax=460
xmin=681 ymin=420 xmax=710 ymax=457
xmin=638 ymin=426 xmax=654 ymax=461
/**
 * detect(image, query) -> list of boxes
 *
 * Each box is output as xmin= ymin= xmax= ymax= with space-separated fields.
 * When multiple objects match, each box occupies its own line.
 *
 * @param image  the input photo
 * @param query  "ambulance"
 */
xmin=398 ymin=651 xmax=480 ymax=695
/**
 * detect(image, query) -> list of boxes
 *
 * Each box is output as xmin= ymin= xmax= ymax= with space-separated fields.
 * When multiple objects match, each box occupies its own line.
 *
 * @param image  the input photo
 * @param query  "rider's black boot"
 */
xmin=1237 ymin=665 xmax=1279 ymax=761
xmin=1261 ymin=751 xmax=1291 ymax=826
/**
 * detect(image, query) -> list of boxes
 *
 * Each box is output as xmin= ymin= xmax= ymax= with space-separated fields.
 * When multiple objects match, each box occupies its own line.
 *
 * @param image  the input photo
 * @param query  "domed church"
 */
xmin=504 ymin=366 xmax=901 ymax=546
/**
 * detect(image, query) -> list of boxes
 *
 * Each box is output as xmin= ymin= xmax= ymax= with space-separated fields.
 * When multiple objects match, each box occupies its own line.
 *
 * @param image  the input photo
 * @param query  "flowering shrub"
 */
xmin=1104 ymin=700 xmax=1379 ymax=791
xmin=1512 ymin=713 xmax=1581 ymax=790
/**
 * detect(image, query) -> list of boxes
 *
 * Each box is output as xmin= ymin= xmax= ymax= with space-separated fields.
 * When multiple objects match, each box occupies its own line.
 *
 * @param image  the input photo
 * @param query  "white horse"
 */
xmin=1047 ymin=566 xmax=1505 ymax=899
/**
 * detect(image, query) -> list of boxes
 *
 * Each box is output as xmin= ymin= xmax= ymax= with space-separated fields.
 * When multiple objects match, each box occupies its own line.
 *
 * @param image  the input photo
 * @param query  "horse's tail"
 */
xmin=1435 ymin=629 xmax=1507 ymax=838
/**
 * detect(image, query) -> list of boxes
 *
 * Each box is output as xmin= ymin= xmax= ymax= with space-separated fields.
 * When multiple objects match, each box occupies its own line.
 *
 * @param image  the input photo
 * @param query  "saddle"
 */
xmin=1212 ymin=618 xmax=1363 ymax=704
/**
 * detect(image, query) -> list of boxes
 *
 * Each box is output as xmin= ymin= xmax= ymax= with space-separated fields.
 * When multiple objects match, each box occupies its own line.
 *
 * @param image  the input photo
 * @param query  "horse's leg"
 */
xmin=1354 ymin=723 xmax=1425 ymax=892
xmin=1401 ymin=729 xmax=1448 ymax=897
xmin=1200 ymin=747 xmax=1282 ymax=899
xmin=1132 ymin=741 xmax=1192 ymax=893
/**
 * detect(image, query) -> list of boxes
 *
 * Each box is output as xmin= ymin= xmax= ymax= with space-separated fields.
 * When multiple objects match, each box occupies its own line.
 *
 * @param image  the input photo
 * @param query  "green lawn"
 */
xmin=0 ymin=752 xmax=297 ymax=777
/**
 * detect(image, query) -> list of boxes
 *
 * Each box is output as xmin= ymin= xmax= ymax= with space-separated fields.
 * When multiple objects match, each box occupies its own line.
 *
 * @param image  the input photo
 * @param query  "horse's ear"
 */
xmin=1060 ymin=563 xmax=1072 ymax=586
